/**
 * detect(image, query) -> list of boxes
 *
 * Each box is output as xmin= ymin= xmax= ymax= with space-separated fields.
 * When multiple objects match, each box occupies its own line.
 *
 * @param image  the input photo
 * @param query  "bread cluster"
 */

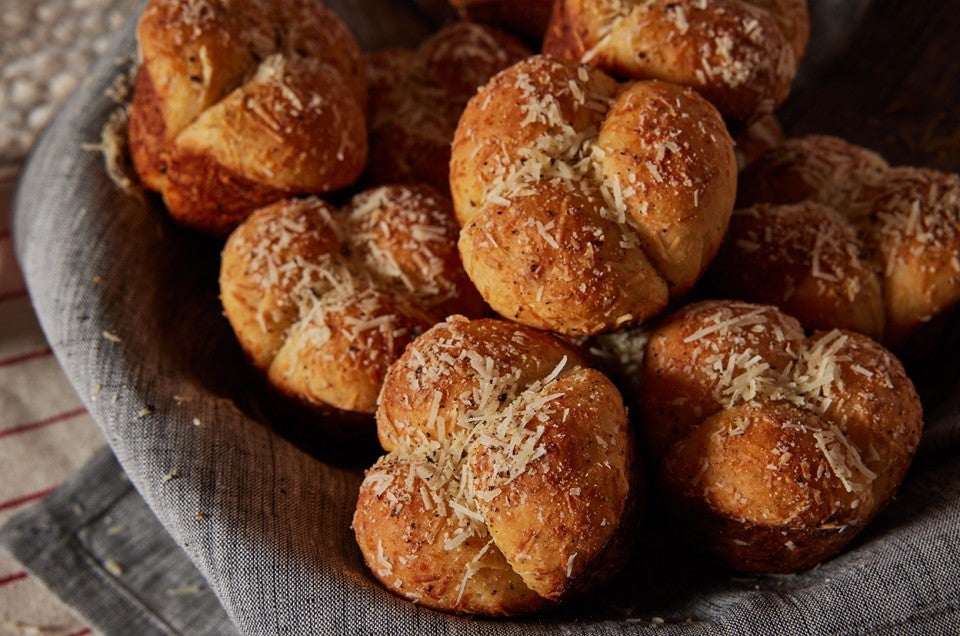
xmin=219 ymin=185 xmax=484 ymax=415
xmin=364 ymin=22 xmax=529 ymax=193
xmin=711 ymin=135 xmax=960 ymax=350
xmin=353 ymin=316 xmax=636 ymax=615
xmin=639 ymin=300 xmax=922 ymax=572
xmin=451 ymin=54 xmax=737 ymax=335
xmin=121 ymin=0 xmax=943 ymax=618
xmin=543 ymin=0 xmax=809 ymax=120
xmin=129 ymin=0 xmax=367 ymax=234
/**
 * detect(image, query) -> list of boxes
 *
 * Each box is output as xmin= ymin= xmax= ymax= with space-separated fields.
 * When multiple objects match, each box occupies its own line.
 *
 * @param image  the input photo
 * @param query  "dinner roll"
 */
xmin=129 ymin=0 xmax=367 ymax=234
xmin=354 ymin=316 xmax=637 ymax=615
xmin=736 ymin=134 xmax=889 ymax=211
xmin=364 ymin=22 xmax=528 ymax=193
xmin=712 ymin=201 xmax=885 ymax=340
xmin=451 ymin=55 xmax=736 ymax=335
xmin=640 ymin=300 xmax=922 ymax=572
xmin=716 ymin=135 xmax=960 ymax=350
xmin=219 ymin=185 xmax=485 ymax=416
xmin=543 ymin=0 xmax=809 ymax=120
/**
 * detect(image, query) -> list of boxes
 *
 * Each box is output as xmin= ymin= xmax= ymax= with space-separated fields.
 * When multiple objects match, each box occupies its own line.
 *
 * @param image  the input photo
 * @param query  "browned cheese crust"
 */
xmin=543 ymin=0 xmax=809 ymax=121
xmin=448 ymin=0 xmax=555 ymax=41
xmin=219 ymin=185 xmax=486 ymax=415
xmin=736 ymin=134 xmax=889 ymax=211
xmin=451 ymin=55 xmax=737 ymax=336
xmin=640 ymin=300 xmax=923 ymax=572
xmin=354 ymin=316 xmax=635 ymax=615
xmin=712 ymin=202 xmax=885 ymax=339
xmin=716 ymin=135 xmax=960 ymax=350
xmin=364 ymin=22 xmax=529 ymax=193
xmin=128 ymin=0 xmax=368 ymax=234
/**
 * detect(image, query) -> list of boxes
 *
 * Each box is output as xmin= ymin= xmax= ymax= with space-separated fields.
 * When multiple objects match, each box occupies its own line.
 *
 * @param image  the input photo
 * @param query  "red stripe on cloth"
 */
xmin=0 ymin=288 xmax=28 ymax=303
xmin=0 ymin=347 xmax=52 ymax=368
xmin=0 ymin=571 xmax=29 ymax=587
xmin=0 ymin=486 xmax=57 ymax=512
xmin=0 ymin=406 xmax=87 ymax=439
xmin=64 ymin=629 xmax=92 ymax=636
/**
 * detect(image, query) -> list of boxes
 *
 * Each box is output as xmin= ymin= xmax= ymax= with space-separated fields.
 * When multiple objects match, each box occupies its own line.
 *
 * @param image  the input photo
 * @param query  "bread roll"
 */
xmin=718 ymin=135 xmax=960 ymax=351
xmin=219 ymin=185 xmax=485 ymax=416
xmin=451 ymin=55 xmax=736 ymax=335
xmin=711 ymin=201 xmax=885 ymax=339
xmin=129 ymin=0 xmax=367 ymax=234
xmin=354 ymin=316 xmax=637 ymax=615
xmin=640 ymin=300 xmax=923 ymax=572
xmin=365 ymin=22 xmax=528 ymax=193
xmin=543 ymin=0 xmax=809 ymax=120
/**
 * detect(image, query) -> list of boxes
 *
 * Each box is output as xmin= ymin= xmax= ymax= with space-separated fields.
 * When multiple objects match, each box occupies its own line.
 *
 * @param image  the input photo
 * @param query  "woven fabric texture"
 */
xmin=1 ymin=447 xmax=237 ymax=636
xmin=4 ymin=1 xmax=960 ymax=634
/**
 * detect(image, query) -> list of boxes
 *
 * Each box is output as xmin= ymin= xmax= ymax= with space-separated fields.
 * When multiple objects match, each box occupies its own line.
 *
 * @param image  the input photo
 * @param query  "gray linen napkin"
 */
xmin=1 ymin=447 xmax=237 ymax=636
xmin=3 ymin=0 xmax=960 ymax=634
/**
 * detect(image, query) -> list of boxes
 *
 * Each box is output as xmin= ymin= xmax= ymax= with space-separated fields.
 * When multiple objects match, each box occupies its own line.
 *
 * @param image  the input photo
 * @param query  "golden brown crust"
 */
xmin=364 ymin=22 xmax=529 ymax=193
xmin=451 ymin=55 xmax=736 ymax=335
xmin=711 ymin=202 xmax=885 ymax=339
xmin=858 ymin=167 xmax=960 ymax=349
xmin=543 ymin=0 xmax=808 ymax=120
xmin=129 ymin=0 xmax=367 ymax=234
xmin=640 ymin=300 xmax=923 ymax=572
xmin=722 ymin=135 xmax=960 ymax=351
xmin=128 ymin=68 xmax=170 ymax=193
xmin=736 ymin=134 xmax=889 ymax=211
xmin=219 ymin=185 xmax=485 ymax=415
xmin=354 ymin=316 xmax=635 ymax=614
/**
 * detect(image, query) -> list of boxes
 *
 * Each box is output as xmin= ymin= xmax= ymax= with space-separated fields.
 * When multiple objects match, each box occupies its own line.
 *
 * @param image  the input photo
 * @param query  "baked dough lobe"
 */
xmin=452 ymin=55 xmax=736 ymax=335
xmin=220 ymin=185 xmax=484 ymax=415
xmin=640 ymin=300 xmax=923 ymax=572
xmin=543 ymin=0 xmax=809 ymax=120
xmin=129 ymin=0 xmax=368 ymax=234
xmin=355 ymin=316 xmax=634 ymax=614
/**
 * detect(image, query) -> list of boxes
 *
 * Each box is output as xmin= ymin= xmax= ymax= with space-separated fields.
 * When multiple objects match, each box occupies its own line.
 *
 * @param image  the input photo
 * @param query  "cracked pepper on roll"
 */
xmin=353 ymin=316 xmax=638 ymax=615
xmin=543 ymin=0 xmax=809 ymax=121
xmin=219 ymin=185 xmax=485 ymax=417
xmin=639 ymin=300 xmax=923 ymax=572
xmin=451 ymin=54 xmax=737 ymax=336
xmin=129 ymin=0 xmax=368 ymax=235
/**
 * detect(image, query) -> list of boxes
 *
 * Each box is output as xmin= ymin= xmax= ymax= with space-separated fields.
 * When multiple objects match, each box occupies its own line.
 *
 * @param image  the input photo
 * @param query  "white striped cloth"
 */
xmin=2 ymin=7 xmax=141 ymax=628
xmin=0 ymin=170 xmax=106 ymax=635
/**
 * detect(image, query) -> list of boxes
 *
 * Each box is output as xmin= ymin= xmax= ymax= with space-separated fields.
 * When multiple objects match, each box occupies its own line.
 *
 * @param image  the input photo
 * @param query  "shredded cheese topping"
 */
xmin=668 ymin=303 xmax=903 ymax=494
xmin=576 ymin=0 xmax=795 ymax=98
xmin=223 ymin=186 xmax=471 ymax=413
xmin=360 ymin=319 xmax=594 ymax=603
